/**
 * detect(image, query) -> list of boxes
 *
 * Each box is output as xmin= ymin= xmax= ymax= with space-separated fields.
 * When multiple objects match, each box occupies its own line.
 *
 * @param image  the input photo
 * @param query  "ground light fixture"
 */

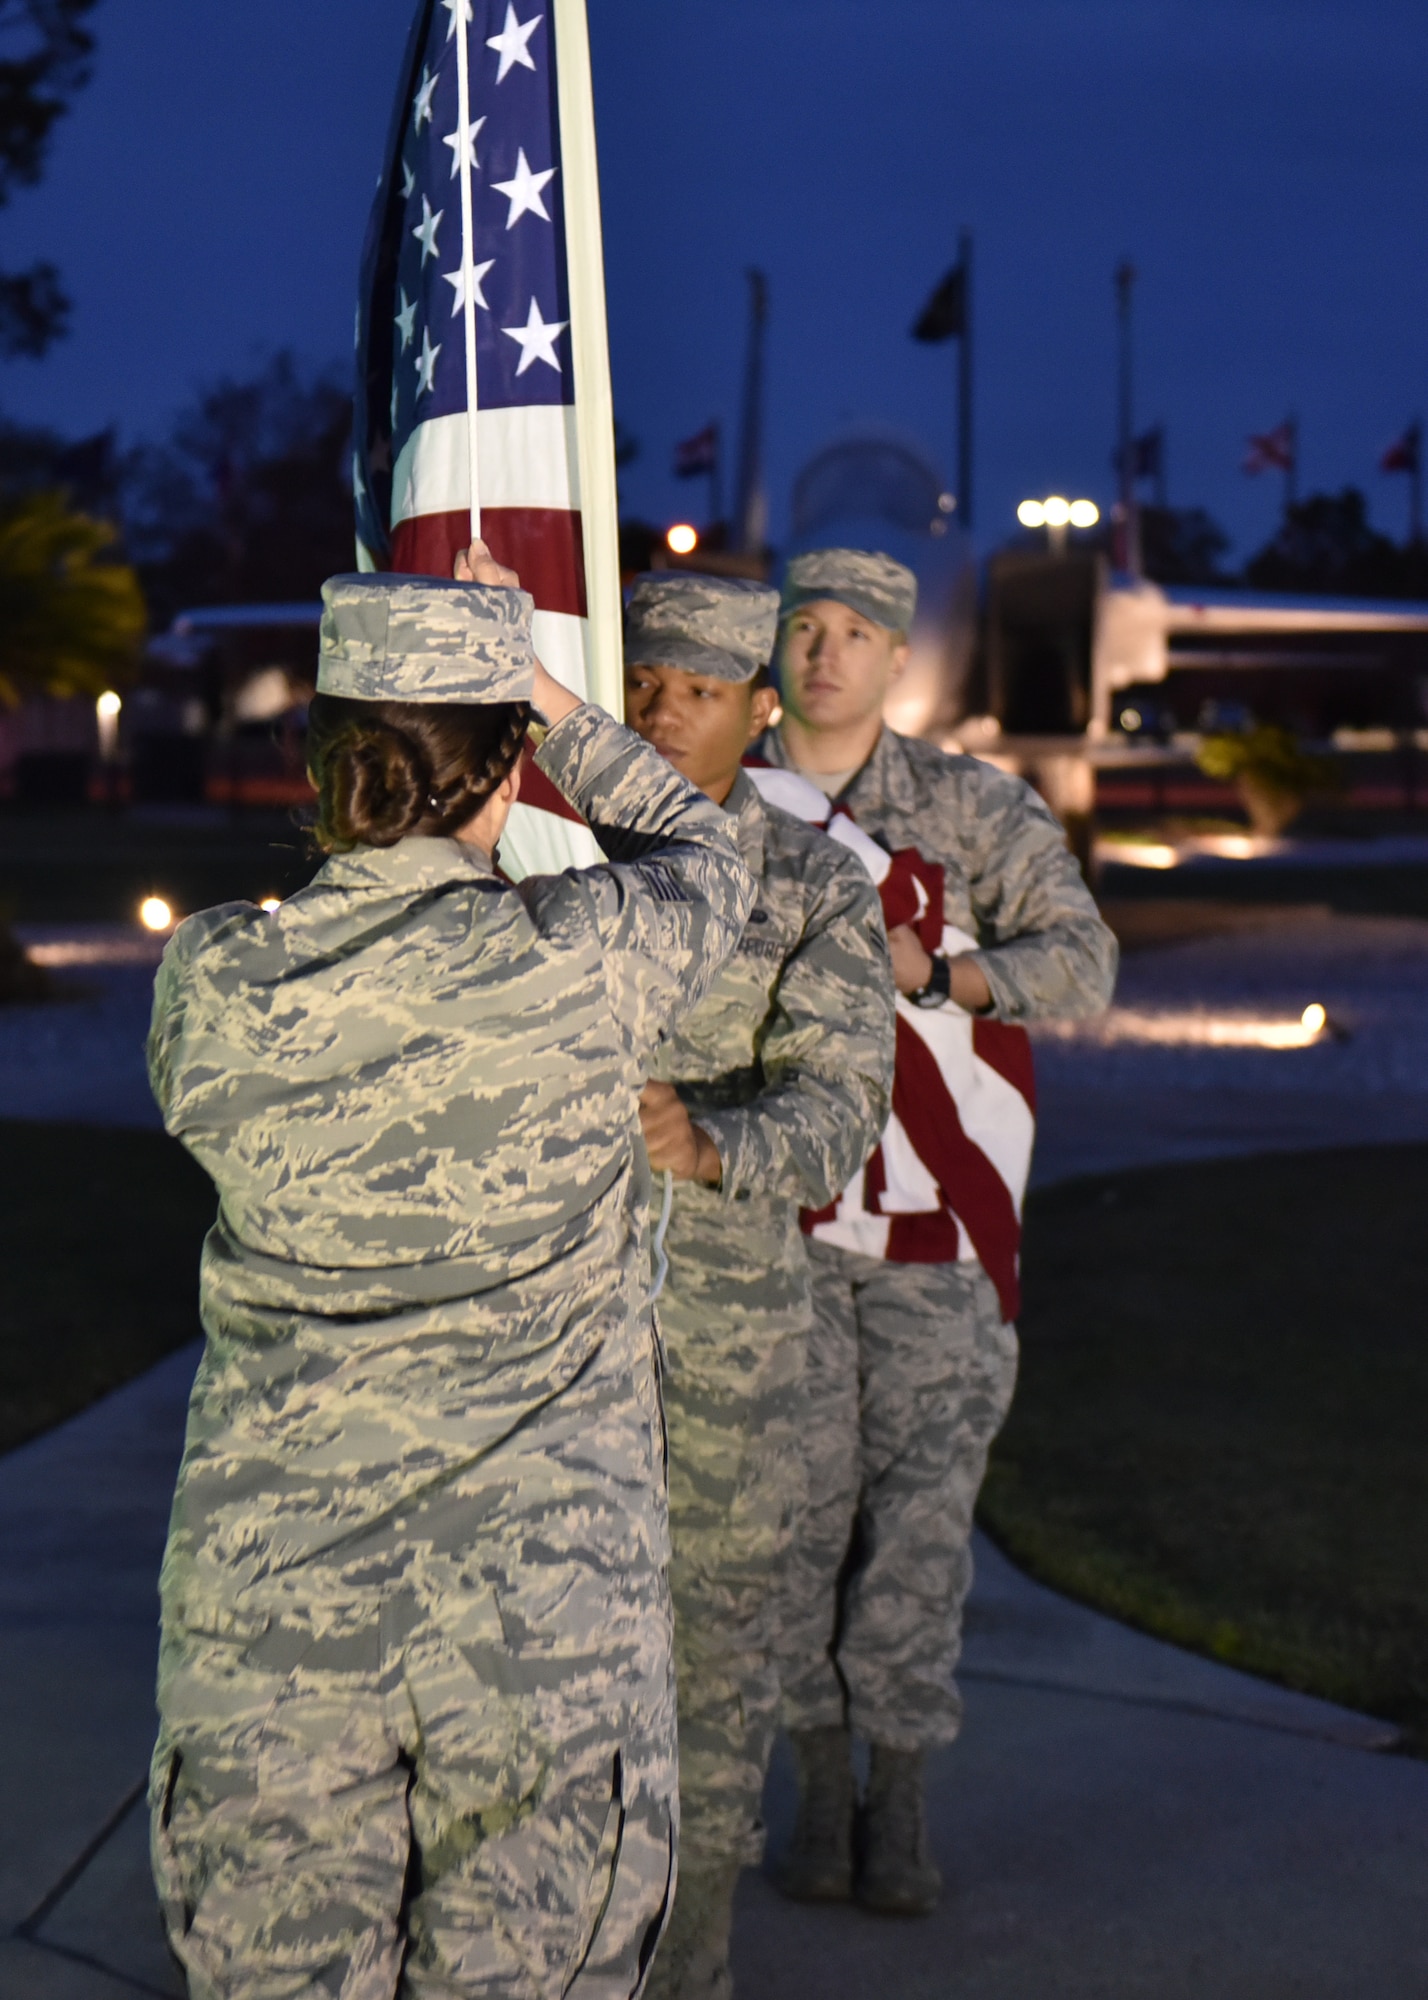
xmin=259 ymin=897 xmax=282 ymax=914
xmin=95 ymin=689 xmax=122 ymax=762
xmin=666 ymin=523 xmax=699 ymax=556
xmin=139 ymin=896 xmax=175 ymax=933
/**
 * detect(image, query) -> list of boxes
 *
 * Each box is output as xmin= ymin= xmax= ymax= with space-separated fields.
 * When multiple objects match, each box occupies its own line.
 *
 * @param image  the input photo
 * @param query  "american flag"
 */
xmin=1243 ymin=419 xmax=1297 ymax=477
xmin=745 ymin=763 xmax=1035 ymax=1323
xmin=354 ymin=0 xmax=621 ymax=734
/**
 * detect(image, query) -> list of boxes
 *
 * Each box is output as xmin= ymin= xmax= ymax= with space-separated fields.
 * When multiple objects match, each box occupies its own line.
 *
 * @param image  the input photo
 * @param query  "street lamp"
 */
xmin=666 ymin=523 xmax=699 ymax=556
xmin=1017 ymin=495 xmax=1100 ymax=554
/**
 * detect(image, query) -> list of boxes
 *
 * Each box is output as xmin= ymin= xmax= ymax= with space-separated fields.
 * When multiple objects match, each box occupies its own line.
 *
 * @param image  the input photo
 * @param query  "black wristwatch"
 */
xmin=912 ymin=954 xmax=952 ymax=1009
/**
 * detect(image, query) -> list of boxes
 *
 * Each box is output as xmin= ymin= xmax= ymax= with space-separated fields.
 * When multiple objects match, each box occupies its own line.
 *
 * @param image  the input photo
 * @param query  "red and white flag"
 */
xmin=745 ymin=763 xmax=1036 ymax=1322
xmin=354 ymin=0 xmax=619 ymax=877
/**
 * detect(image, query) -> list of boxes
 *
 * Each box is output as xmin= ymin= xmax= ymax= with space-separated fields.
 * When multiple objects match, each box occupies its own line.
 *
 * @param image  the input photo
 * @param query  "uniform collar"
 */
xmin=315 ymin=835 xmax=501 ymax=896
xmin=760 ymin=722 xmax=917 ymax=821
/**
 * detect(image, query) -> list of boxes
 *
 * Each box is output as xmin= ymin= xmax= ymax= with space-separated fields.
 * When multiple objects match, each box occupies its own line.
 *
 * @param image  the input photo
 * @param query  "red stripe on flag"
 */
xmin=390 ymin=508 xmax=588 ymax=617
xmin=892 ymin=1019 xmax=1022 ymax=1320
xmin=971 ymin=1019 xmax=1037 ymax=1113
xmin=517 ymin=743 xmax=586 ymax=825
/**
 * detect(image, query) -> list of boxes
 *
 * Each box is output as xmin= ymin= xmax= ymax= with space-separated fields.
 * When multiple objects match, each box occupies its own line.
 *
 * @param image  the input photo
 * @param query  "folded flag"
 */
xmin=744 ymin=761 xmax=1035 ymax=1322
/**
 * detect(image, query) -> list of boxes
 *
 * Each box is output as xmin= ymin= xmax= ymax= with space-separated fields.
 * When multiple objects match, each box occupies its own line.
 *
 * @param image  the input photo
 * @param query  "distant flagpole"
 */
xmin=453 ymin=0 xmax=481 ymax=543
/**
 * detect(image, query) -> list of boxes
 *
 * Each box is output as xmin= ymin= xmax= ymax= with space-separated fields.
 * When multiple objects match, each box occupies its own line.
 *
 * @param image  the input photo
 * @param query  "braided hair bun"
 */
xmin=307 ymin=694 xmax=532 ymax=852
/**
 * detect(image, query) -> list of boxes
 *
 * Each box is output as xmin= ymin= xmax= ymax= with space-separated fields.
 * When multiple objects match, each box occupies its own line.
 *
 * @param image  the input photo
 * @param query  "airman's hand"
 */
xmin=454 ymin=538 xmax=520 ymax=589
xmin=640 ymin=1081 xmax=722 ymax=1186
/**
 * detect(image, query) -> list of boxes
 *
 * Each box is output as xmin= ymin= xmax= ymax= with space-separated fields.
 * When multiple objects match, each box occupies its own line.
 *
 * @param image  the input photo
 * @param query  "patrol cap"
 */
xmin=780 ymin=547 xmax=918 ymax=634
xmin=624 ymin=571 xmax=780 ymax=684
xmin=316 ymin=573 xmax=536 ymax=703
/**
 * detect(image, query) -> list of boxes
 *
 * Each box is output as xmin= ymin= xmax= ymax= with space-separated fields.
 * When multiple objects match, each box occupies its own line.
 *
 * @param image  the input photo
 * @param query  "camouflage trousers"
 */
xmin=776 ymin=1242 xmax=1018 ymax=1752
xmin=150 ymin=1344 xmax=676 ymax=2000
xmin=658 ymin=1188 xmax=809 ymax=1871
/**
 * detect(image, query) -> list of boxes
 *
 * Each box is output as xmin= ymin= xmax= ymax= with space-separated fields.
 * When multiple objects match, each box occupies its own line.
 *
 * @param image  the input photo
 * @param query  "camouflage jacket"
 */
xmin=650 ymin=771 xmax=893 ymax=1211
xmin=648 ymin=771 xmax=894 ymax=1339
xmin=752 ymin=724 xmax=1117 ymax=1022
xmin=147 ymin=707 xmax=754 ymax=1609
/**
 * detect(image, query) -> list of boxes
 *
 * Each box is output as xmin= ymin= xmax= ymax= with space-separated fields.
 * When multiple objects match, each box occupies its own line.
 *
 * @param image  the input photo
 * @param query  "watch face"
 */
xmin=914 ymin=956 xmax=950 ymax=1008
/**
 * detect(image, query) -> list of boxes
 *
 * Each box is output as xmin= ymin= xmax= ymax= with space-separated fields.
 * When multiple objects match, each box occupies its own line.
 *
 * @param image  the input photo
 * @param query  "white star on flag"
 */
xmin=492 ymin=148 xmax=555 ymax=229
xmin=412 ymin=195 xmax=444 ymax=263
xmin=487 ymin=5 xmax=542 ymax=82
xmin=413 ymin=66 xmax=438 ymax=131
xmin=502 ymin=296 xmax=566 ymax=375
xmin=402 ymin=160 xmax=416 ymax=200
xmin=352 ymin=454 xmax=366 ymax=505
xmin=443 ymin=115 xmax=486 ymax=178
xmin=444 ymin=256 xmax=495 ymax=316
xmin=442 ymin=0 xmax=473 ymax=34
xmin=394 ymin=289 xmax=418 ymax=351
xmin=416 ymin=326 xmax=442 ymax=395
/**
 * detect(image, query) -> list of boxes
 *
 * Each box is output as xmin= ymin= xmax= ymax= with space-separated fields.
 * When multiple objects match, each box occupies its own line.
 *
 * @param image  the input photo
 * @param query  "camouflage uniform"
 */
xmin=624 ymin=574 xmax=893 ymax=1994
xmin=146 ymin=576 xmax=755 ymax=1999
xmin=758 ymin=550 xmax=1117 ymax=1755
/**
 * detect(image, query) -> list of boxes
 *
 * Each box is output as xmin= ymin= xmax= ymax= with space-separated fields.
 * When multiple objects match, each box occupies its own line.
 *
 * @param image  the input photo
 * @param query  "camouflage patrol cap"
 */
xmin=624 ymin=571 xmax=779 ymax=684
xmin=316 ymin=573 xmax=536 ymax=703
xmin=780 ymin=548 xmax=918 ymax=634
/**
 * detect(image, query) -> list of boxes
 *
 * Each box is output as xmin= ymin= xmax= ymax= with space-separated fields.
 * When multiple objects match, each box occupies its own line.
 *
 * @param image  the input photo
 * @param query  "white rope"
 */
xmin=648 ymin=1169 xmax=675 ymax=1305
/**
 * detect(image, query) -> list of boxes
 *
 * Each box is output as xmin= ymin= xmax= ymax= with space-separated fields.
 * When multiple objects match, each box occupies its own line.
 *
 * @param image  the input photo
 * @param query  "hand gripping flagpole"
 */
xmin=454 ymin=1 xmax=481 ymax=543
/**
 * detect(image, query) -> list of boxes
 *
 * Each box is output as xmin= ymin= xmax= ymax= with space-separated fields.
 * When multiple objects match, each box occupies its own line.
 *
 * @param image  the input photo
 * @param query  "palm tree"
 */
xmin=0 ymin=489 xmax=145 ymax=705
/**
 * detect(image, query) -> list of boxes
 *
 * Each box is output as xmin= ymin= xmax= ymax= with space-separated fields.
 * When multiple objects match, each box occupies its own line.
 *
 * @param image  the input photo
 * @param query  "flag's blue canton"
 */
xmin=394 ymin=1 xmax=569 ymax=447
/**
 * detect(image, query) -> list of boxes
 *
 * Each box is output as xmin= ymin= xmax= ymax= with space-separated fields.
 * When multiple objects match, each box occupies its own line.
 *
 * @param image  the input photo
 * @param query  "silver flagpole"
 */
xmin=454 ymin=1 xmax=481 ymax=541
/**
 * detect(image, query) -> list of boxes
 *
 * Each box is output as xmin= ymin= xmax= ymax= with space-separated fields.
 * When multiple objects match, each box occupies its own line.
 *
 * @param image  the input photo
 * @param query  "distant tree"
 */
xmin=1244 ymin=487 xmax=1428 ymax=598
xmin=125 ymin=352 xmax=354 ymax=625
xmin=0 ymin=414 xmax=119 ymax=513
xmin=1139 ymin=504 xmax=1231 ymax=586
xmin=0 ymin=0 xmax=98 ymax=356
xmin=0 ymin=487 xmax=144 ymax=705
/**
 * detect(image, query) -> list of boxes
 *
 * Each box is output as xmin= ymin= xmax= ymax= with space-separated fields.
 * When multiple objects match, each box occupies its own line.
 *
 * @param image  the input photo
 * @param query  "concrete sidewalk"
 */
xmin=1 ymin=1343 xmax=1424 ymax=1998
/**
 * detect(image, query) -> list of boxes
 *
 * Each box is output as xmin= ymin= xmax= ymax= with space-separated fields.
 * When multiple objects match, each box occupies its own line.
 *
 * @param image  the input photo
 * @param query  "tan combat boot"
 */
xmin=642 ymin=1860 xmax=740 ymax=2000
xmin=774 ymin=1726 xmax=854 ymax=1902
xmin=855 ymin=1744 xmax=942 ymax=1915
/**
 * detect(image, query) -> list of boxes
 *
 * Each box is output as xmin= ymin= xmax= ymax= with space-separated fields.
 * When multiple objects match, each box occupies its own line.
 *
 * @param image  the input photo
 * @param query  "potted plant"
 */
xmin=1195 ymin=723 xmax=1339 ymax=836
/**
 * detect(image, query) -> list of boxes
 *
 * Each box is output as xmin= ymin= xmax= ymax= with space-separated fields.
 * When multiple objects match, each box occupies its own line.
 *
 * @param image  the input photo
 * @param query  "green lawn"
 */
xmin=982 ymin=1145 xmax=1428 ymax=1753
xmin=0 ymin=1120 xmax=216 ymax=1454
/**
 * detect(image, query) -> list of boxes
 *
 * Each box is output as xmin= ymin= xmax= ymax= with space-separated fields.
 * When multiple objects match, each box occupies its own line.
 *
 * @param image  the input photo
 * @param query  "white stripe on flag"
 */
xmin=532 ymin=609 xmax=591 ymax=701
xmin=393 ymin=407 xmax=584 ymax=526
xmin=901 ymin=1000 xmax=1036 ymax=1211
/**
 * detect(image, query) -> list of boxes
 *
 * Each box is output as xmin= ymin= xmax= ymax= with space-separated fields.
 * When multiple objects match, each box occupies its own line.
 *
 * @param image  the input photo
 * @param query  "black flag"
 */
xmin=912 ymin=265 xmax=966 ymax=344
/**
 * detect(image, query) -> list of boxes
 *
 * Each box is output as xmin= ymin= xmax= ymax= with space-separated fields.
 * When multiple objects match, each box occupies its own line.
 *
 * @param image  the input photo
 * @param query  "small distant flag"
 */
xmin=1381 ymin=422 xmax=1421 ymax=476
xmin=673 ymin=423 xmax=720 ymax=479
xmin=1243 ymin=420 xmax=1297 ymax=476
xmin=1129 ymin=425 xmax=1164 ymax=483
xmin=911 ymin=264 xmax=967 ymax=344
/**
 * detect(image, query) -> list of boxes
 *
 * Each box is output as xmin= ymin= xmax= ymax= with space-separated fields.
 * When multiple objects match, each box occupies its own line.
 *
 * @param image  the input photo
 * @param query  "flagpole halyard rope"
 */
xmin=454 ymin=2 xmax=481 ymax=540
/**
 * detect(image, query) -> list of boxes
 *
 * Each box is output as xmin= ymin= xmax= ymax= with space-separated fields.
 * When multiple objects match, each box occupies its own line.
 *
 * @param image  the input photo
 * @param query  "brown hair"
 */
xmin=306 ymin=693 xmax=531 ymax=852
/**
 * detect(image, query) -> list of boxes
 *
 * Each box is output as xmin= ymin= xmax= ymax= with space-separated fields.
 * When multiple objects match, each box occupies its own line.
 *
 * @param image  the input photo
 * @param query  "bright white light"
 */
xmin=96 ymin=691 xmax=122 ymax=721
xmin=259 ymin=896 xmax=282 ymax=915
xmin=139 ymin=896 xmax=175 ymax=933
xmin=1109 ymin=841 xmax=1179 ymax=870
xmin=666 ymin=523 xmax=699 ymax=556
xmin=1017 ymin=500 xmax=1045 ymax=528
xmin=1042 ymin=1008 xmax=1334 ymax=1049
xmin=1301 ymin=1002 xmax=1327 ymax=1035
xmin=1069 ymin=499 xmax=1100 ymax=529
xmin=1121 ymin=707 xmax=1143 ymax=732
xmin=1042 ymin=495 xmax=1071 ymax=528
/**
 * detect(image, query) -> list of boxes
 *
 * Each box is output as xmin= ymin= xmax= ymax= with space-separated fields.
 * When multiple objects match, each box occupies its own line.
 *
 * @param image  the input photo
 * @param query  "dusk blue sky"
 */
xmin=3 ymin=0 xmax=1427 ymax=559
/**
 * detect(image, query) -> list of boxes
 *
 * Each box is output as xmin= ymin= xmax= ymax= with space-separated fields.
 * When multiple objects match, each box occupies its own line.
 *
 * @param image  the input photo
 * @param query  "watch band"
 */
xmin=912 ymin=954 xmax=952 ymax=1009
